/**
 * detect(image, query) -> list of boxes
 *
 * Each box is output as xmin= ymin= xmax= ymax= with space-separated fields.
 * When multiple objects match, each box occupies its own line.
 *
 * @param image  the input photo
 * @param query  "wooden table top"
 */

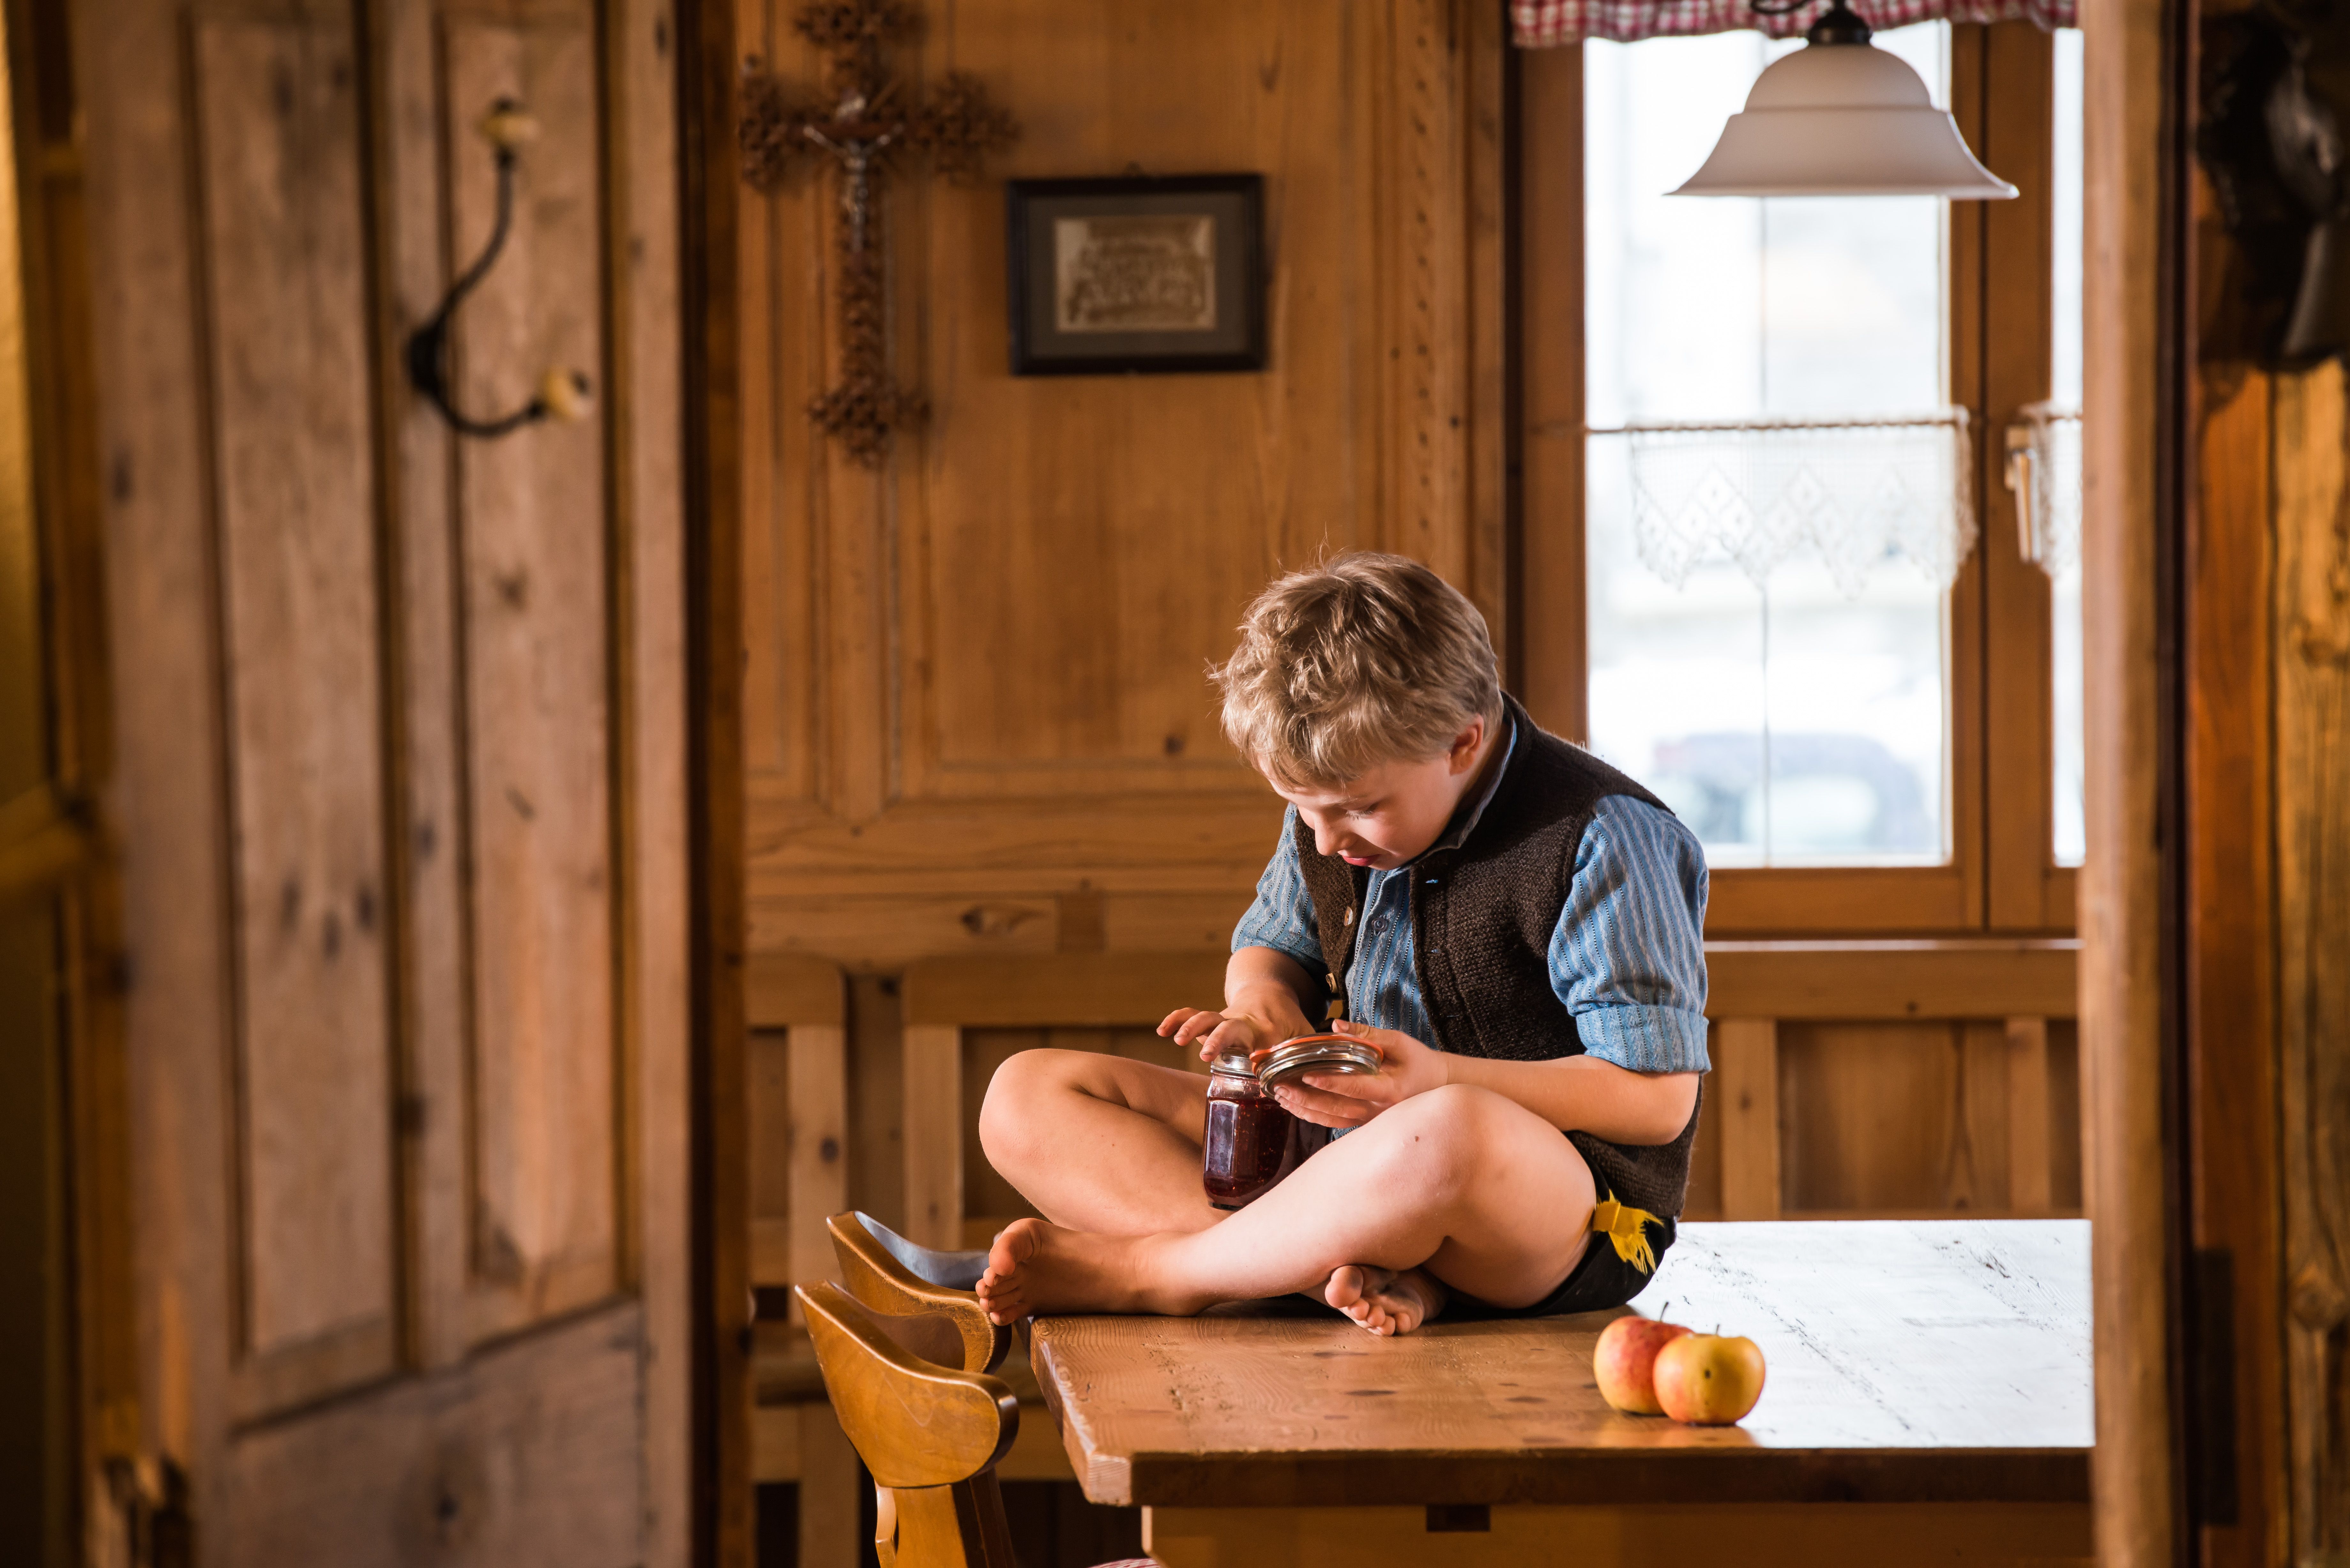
xmin=1028 ymin=1220 xmax=2090 ymax=1509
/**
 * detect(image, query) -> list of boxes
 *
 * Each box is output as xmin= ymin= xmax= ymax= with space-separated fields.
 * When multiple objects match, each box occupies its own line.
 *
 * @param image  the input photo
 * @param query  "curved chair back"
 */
xmin=828 ymin=1210 xmax=1012 ymax=1373
xmin=797 ymin=1281 xmax=1020 ymax=1568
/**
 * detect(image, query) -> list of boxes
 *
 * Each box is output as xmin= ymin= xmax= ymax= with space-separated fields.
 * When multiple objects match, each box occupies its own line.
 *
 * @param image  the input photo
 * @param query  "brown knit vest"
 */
xmin=1291 ymin=695 xmax=1704 ymax=1220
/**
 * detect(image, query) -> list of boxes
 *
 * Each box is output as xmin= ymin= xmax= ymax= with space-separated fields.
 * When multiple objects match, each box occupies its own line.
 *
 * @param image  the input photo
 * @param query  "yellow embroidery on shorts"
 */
xmin=1588 ymin=1197 xmax=1660 ymax=1273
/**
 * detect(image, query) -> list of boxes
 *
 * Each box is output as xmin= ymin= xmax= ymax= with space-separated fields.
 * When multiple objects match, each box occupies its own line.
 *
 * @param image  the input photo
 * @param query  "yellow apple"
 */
xmin=1592 ymin=1315 xmax=1693 ymax=1414
xmin=1652 ymin=1332 xmax=1766 ymax=1425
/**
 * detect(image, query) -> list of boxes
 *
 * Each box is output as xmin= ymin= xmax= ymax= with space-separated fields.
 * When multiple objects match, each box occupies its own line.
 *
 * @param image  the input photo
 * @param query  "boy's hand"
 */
xmin=1267 ymin=1017 xmax=1450 ymax=1127
xmin=1159 ymin=983 xmax=1315 ymax=1064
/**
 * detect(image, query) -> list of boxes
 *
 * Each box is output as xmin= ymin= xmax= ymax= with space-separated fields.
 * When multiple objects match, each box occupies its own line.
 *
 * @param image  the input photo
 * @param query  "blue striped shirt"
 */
xmin=1232 ymin=735 xmax=1711 ymax=1075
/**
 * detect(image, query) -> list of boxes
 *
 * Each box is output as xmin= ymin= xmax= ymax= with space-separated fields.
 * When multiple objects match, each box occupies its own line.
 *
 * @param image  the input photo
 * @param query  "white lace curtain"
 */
xmin=1600 ymin=412 xmax=1976 ymax=596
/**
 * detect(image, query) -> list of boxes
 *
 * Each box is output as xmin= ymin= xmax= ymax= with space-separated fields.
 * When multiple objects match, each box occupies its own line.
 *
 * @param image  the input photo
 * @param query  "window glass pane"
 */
xmin=2050 ymin=27 xmax=2086 ymax=868
xmin=1584 ymin=26 xmax=1953 ymax=868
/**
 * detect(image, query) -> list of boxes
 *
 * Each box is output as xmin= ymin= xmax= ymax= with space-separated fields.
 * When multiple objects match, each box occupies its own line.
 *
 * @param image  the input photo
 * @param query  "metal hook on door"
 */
xmin=405 ymin=98 xmax=594 ymax=439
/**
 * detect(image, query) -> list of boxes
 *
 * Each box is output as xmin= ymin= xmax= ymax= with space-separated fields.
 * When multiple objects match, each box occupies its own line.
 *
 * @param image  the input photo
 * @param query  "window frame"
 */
xmin=1517 ymin=21 xmax=2076 ymax=937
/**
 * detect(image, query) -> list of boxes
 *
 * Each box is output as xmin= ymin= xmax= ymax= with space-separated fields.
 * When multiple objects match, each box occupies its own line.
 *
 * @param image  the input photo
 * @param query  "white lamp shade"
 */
xmin=1671 ymin=43 xmax=2019 ymax=198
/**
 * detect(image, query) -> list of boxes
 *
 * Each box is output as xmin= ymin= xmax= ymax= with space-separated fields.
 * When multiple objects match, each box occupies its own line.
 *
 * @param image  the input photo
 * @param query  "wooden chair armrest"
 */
xmin=797 ymin=1283 xmax=1020 ymax=1489
xmin=828 ymin=1211 xmax=1013 ymax=1374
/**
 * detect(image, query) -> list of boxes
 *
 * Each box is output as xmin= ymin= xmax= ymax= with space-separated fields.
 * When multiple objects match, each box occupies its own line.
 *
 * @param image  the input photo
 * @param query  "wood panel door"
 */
xmin=69 ymin=0 xmax=694 ymax=1558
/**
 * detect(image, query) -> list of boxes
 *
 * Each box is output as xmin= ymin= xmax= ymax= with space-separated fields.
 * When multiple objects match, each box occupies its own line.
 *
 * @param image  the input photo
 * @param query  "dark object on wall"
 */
xmin=406 ymin=99 xmax=596 ymax=439
xmin=2198 ymin=3 xmax=2350 ymax=367
xmin=1007 ymin=175 xmax=1266 ymax=375
xmin=737 ymin=0 xmax=1019 ymax=467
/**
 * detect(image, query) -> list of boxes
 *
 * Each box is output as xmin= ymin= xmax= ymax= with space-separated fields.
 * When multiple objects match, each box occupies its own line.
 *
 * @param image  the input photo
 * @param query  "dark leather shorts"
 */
xmin=1444 ymin=1169 xmax=1675 ymax=1321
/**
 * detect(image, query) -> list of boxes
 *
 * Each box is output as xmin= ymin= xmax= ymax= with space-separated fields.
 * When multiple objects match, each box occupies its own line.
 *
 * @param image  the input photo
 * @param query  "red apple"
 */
xmin=1652 ymin=1332 xmax=1767 ymax=1425
xmin=1592 ymin=1315 xmax=1693 ymax=1414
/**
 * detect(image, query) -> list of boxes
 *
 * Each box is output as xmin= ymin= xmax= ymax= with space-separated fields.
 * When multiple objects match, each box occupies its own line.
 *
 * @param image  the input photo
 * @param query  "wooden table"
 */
xmin=1029 ymin=1221 xmax=2093 ymax=1568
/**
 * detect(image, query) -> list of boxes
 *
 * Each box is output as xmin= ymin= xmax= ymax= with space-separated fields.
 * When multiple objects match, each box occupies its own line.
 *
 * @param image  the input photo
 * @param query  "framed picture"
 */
xmin=1006 ymin=174 xmax=1266 ymax=375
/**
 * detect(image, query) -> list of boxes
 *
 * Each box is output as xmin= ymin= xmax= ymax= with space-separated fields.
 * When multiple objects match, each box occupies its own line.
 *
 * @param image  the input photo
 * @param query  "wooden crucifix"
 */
xmin=739 ymin=0 xmax=1018 ymax=467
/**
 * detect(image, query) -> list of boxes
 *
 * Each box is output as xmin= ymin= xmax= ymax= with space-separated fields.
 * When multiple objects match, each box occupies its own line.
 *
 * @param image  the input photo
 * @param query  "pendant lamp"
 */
xmin=1672 ymin=0 xmax=2018 ymax=198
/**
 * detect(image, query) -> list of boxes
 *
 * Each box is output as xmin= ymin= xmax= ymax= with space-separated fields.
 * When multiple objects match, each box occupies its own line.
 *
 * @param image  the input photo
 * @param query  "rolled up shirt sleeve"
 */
xmin=1550 ymin=795 xmax=1711 ymax=1074
xmin=1230 ymin=807 xmax=1327 ymax=976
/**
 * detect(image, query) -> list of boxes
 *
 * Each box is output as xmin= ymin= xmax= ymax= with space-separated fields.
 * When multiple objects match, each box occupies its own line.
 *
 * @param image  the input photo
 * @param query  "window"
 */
xmin=2049 ymin=26 xmax=2085 ymax=868
xmin=1584 ymin=24 xmax=1956 ymax=869
xmin=1518 ymin=22 xmax=2081 ymax=933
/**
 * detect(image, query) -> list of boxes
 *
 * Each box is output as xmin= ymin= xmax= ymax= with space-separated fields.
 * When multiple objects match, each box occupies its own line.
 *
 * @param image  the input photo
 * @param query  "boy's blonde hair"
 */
xmin=1213 ymin=552 xmax=1502 ymax=790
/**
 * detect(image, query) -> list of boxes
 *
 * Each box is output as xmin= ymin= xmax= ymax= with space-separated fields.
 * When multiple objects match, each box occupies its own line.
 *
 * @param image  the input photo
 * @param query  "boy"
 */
xmin=975 ymin=552 xmax=1707 ymax=1335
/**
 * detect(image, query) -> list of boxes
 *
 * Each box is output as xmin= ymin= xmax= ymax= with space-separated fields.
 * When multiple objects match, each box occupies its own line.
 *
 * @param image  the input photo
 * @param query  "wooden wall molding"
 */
xmin=874 ymin=941 xmax=2082 ymax=1035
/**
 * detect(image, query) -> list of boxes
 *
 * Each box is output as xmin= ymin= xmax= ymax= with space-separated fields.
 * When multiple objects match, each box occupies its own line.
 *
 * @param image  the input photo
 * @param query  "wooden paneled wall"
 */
xmin=736 ymin=0 xmax=1509 ymax=967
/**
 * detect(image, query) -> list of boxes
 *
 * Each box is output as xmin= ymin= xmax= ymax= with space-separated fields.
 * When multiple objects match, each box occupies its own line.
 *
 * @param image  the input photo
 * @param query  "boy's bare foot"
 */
xmin=1323 ymin=1264 xmax=1447 ymax=1337
xmin=976 ymin=1218 xmax=1192 ymax=1324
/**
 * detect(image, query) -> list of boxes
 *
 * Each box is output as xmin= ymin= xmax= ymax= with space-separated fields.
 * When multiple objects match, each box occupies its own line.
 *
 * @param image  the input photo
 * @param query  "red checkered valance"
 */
xmin=1512 ymin=0 xmax=2073 ymax=46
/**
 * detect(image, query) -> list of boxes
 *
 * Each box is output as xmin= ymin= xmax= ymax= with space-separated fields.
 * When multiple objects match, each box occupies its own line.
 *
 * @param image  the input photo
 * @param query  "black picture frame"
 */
xmin=1005 ymin=174 xmax=1267 ymax=376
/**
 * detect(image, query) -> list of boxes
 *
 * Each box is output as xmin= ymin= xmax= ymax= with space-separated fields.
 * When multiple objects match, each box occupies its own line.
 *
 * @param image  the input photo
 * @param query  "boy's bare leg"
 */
xmin=981 ymin=1046 xmax=1450 ymax=1331
xmin=975 ymin=1083 xmax=1599 ymax=1329
xmin=978 ymin=1048 xmax=1223 ymax=1235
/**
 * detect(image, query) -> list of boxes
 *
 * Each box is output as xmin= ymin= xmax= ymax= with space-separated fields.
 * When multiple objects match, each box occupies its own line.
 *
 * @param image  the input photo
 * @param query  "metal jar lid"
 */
xmin=1208 ymin=1042 xmax=1261 ymax=1077
xmin=1255 ymin=1032 xmax=1382 ymax=1089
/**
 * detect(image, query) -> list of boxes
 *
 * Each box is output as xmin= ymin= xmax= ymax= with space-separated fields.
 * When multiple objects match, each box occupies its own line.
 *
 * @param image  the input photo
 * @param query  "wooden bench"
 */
xmin=747 ymin=953 xmax=850 ymax=1297
xmin=900 ymin=941 xmax=2081 ymax=1248
xmin=1030 ymin=1218 xmax=2092 ymax=1567
xmin=1701 ymin=940 xmax=2078 ymax=1220
xmin=744 ymin=953 xmax=857 ymax=1555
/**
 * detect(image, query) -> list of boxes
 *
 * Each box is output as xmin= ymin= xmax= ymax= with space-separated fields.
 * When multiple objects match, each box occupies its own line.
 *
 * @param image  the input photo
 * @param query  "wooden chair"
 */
xmin=797 ymin=1282 xmax=1156 ymax=1568
xmin=824 ymin=1210 xmax=1011 ymax=1374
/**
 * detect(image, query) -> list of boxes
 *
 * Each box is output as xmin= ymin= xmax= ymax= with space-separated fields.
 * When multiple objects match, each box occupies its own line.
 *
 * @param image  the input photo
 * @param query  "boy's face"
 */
xmin=1269 ymin=719 xmax=1492 ymax=871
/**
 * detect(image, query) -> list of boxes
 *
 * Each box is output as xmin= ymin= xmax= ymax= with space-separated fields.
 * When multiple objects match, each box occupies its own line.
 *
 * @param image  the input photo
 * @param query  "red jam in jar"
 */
xmin=1202 ymin=1045 xmax=1297 ymax=1210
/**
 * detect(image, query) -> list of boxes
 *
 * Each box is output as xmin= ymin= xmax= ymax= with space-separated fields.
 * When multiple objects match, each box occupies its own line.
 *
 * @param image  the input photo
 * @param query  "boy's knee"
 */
xmin=1363 ymin=1084 xmax=1504 ymax=1196
xmin=977 ymin=1048 xmax=1081 ymax=1161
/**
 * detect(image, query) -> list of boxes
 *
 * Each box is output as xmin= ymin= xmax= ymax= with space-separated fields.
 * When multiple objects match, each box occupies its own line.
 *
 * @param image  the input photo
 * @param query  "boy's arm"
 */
xmin=1163 ymin=812 xmax=1326 ymax=1059
xmin=1431 ymin=1052 xmax=1699 ymax=1145
xmin=1524 ymin=795 xmax=1708 ymax=1141
xmin=1162 ymin=946 xmax=1321 ymax=1060
xmin=1226 ymin=946 xmax=1323 ymax=1037
xmin=1278 ymin=1021 xmax=1699 ymax=1144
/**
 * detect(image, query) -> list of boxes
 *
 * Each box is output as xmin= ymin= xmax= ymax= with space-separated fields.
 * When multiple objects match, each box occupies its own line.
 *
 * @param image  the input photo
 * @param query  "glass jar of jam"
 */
xmin=1201 ymin=1043 xmax=1299 ymax=1210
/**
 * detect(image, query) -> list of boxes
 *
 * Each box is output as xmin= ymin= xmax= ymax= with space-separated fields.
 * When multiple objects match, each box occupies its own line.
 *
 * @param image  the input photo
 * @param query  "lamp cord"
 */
xmin=1748 ymin=0 xmax=1875 ymax=43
